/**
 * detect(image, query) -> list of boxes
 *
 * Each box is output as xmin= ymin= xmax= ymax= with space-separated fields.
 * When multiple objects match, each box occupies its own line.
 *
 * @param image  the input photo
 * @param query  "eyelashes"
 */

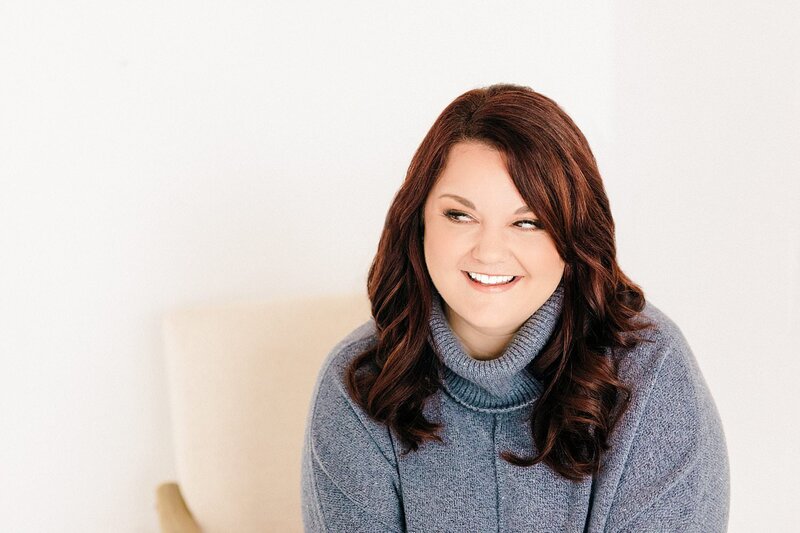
xmin=442 ymin=209 xmax=544 ymax=231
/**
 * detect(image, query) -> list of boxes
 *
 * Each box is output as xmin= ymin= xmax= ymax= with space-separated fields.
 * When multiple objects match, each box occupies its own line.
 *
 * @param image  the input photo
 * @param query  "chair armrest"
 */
xmin=155 ymin=482 xmax=201 ymax=533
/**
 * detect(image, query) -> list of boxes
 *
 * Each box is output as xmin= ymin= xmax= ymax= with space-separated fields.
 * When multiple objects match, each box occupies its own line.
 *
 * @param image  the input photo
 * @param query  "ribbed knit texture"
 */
xmin=428 ymin=283 xmax=564 ymax=412
xmin=301 ymin=288 xmax=730 ymax=532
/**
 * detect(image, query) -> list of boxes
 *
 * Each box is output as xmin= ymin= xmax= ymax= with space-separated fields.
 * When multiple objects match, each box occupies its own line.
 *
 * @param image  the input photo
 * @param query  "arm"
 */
xmin=301 ymin=345 xmax=405 ymax=533
xmin=605 ymin=340 xmax=730 ymax=533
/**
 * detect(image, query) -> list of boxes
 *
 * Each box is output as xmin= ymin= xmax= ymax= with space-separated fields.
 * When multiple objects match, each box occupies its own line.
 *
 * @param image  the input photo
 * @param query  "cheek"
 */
xmin=423 ymin=229 xmax=442 ymax=276
xmin=544 ymin=245 xmax=565 ymax=267
xmin=424 ymin=224 xmax=461 ymax=266
xmin=522 ymin=241 xmax=564 ymax=273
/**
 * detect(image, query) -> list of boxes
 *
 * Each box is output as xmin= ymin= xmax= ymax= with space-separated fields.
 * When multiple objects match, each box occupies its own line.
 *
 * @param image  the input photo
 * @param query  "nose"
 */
xmin=470 ymin=225 xmax=511 ymax=265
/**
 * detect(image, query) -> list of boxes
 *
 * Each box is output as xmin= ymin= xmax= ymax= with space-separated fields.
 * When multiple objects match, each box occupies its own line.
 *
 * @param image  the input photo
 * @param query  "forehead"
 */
xmin=436 ymin=141 xmax=508 ymax=184
xmin=429 ymin=141 xmax=524 ymax=204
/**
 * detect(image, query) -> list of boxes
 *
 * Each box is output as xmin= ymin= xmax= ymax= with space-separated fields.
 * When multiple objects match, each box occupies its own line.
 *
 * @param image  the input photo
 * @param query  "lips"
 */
xmin=467 ymin=271 xmax=516 ymax=278
xmin=461 ymin=270 xmax=522 ymax=292
xmin=467 ymin=273 xmax=516 ymax=285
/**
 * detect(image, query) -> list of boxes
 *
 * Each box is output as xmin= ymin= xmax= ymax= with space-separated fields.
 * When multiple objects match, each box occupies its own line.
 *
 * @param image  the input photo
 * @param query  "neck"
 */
xmin=427 ymin=282 xmax=566 ymax=412
xmin=444 ymin=305 xmax=517 ymax=361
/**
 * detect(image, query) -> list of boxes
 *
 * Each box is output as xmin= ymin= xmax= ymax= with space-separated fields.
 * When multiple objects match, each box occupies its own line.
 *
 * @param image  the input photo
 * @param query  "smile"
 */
xmin=462 ymin=271 xmax=522 ymax=292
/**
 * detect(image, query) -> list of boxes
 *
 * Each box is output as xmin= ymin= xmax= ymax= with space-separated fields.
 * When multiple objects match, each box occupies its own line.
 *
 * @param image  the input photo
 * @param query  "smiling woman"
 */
xmin=422 ymin=141 xmax=566 ymax=359
xmin=301 ymin=83 xmax=730 ymax=532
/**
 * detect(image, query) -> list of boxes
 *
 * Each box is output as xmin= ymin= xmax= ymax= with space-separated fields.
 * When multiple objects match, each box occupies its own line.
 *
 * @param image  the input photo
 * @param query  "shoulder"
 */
xmin=601 ymin=300 xmax=730 ymax=529
xmin=610 ymin=298 xmax=726 ymax=459
xmin=611 ymin=298 xmax=726 ymax=462
xmin=316 ymin=318 xmax=379 ymax=386
xmin=616 ymin=299 xmax=699 ymax=391
xmin=630 ymin=299 xmax=692 ymax=354
xmin=304 ymin=318 xmax=397 ymax=463
xmin=301 ymin=319 xmax=405 ymax=531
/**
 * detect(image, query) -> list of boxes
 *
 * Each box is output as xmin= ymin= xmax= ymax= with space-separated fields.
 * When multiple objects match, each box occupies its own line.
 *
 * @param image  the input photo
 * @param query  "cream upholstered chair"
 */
xmin=155 ymin=292 xmax=372 ymax=532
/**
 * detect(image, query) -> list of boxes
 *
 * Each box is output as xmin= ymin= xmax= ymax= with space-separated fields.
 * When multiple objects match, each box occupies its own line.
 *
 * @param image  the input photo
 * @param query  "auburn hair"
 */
xmin=344 ymin=83 xmax=655 ymax=481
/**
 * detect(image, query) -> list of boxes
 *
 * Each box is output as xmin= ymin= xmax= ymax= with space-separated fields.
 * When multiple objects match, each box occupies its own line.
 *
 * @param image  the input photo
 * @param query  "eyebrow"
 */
xmin=438 ymin=193 xmax=533 ymax=215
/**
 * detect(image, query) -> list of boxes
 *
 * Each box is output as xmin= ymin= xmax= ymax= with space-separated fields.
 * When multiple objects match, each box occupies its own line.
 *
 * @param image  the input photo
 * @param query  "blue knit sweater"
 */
xmin=301 ymin=285 xmax=730 ymax=532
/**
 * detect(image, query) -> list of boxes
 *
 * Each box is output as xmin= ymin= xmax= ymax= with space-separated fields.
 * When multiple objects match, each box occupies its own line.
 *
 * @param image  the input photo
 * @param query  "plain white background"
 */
xmin=1 ymin=1 xmax=798 ymax=531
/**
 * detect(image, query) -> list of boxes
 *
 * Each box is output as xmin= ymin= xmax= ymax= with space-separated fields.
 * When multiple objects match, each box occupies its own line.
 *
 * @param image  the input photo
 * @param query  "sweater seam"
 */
xmin=625 ymin=460 xmax=703 ymax=531
xmin=611 ymin=344 xmax=704 ymax=531
xmin=440 ymin=379 xmax=538 ymax=413
xmin=306 ymin=333 xmax=402 ymax=532
xmin=304 ymin=432 xmax=328 ymax=533
xmin=309 ymin=424 xmax=403 ymax=532
xmin=304 ymin=336 xmax=362 ymax=533
xmin=334 ymin=375 xmax=398 ymax=466
xmin=493 ymin=414 xmax=501 ymax=533
xmin=602 ymin=347 xmax=670 ymax=531
xmin=387 ymin=427 xmax=408 ymax=531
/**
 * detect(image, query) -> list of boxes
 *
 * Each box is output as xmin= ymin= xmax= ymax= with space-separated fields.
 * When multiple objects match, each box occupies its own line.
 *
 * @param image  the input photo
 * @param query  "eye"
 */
xmin=443 ymin=209 xmax=473 ymax=223
xmin=515 ymin=219 xmax=544 ymax=231
xmin=443 ymin=210 xmax=543 ymax=231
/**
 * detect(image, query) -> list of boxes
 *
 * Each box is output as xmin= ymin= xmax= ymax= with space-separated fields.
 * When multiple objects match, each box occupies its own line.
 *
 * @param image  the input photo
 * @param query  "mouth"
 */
xmin=462 ymin=270 xmax=522 ymax=291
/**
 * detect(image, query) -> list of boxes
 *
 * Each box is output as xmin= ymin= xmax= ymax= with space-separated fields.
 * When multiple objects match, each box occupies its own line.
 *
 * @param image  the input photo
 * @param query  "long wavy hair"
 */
xmin=344 ymin=83 xmax=655 ymax=481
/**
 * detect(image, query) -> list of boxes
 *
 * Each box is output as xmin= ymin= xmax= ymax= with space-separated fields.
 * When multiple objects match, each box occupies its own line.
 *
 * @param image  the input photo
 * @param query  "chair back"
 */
xmin=161 ymin=292 xmax=372 ymax=532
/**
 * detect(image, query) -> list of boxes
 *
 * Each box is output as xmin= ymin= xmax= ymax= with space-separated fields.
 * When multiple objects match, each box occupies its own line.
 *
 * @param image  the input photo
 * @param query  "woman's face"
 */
xmin=422 ymin=140 xmax=565 ymax=339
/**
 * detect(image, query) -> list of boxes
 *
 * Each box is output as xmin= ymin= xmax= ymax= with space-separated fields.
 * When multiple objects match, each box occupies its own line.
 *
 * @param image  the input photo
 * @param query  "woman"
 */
xmin=301 ymin=83 xmax=730 ymax=532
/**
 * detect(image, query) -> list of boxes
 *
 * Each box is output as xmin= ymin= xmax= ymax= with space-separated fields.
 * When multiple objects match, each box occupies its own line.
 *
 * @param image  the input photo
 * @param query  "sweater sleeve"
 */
xmin=300 ymin=341 xmax=406 ymax=533
xmin=604 ymin=336 xmax=730 ymax=533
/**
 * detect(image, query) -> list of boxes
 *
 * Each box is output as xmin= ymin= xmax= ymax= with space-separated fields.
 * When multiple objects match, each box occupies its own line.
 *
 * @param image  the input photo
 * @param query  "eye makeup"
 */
xmin=442 ymin=209 xmax=543 ymax=230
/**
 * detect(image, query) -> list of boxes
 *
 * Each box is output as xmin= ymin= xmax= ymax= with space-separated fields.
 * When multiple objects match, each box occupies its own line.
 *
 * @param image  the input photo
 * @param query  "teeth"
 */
xmin=467 ymin=272 xmax=515 ymax=285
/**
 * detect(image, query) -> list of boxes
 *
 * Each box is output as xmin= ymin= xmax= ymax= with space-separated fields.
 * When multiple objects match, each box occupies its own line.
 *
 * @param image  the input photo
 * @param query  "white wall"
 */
xmin=609 ymin=2 xmax=800 ymax=530
xmin=0 ymin=1 xmax=796 ymax=531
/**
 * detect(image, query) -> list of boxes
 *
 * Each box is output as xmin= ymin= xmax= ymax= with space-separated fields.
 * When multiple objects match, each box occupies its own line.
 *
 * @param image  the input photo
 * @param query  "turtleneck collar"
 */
xmin=427 ymin=281 xmax=565 ymax=413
